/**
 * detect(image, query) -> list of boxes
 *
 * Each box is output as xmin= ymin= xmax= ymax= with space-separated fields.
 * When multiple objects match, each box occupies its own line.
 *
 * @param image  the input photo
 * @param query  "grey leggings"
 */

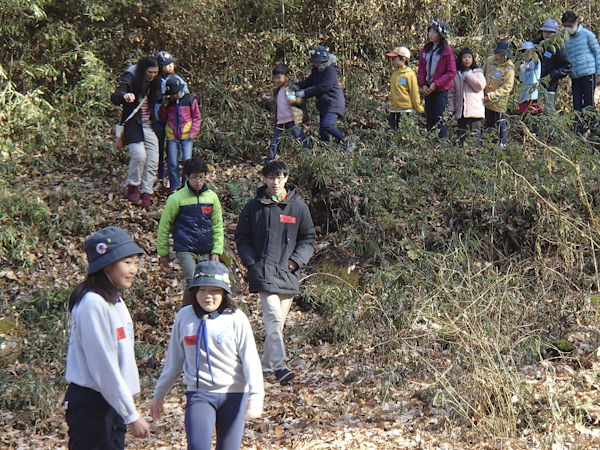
xmin=185 ymin=391 xmax=248 ymax=450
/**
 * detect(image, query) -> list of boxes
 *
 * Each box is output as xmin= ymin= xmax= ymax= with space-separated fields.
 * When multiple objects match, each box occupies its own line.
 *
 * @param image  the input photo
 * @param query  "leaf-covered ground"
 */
xmin=3 ymin=158 xmax=600 ymax=450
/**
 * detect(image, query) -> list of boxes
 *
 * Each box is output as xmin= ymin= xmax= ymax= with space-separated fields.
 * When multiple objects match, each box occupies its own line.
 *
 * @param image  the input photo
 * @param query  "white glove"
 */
xmin=296 ymin=90 xmax=306 ymax=98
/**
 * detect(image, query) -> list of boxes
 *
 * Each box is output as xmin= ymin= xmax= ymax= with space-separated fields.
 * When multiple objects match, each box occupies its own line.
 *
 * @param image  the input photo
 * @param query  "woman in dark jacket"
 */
xmin=294 ymin=46 xmax=353 ymax=151
xmin=111 ymin=57 xmax=161 ymax=206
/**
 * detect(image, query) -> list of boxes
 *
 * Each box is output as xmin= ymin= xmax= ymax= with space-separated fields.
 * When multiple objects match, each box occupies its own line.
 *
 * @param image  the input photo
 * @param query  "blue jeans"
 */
xmin=572 ymin=75 xmax=596 ymax=133
xmin=185 ymin=391 xmax=248 ymax=450
xmin=424 ymin=90 xmax=448 ymax=139
xmin=267 ymin=121 xmax=310 ymax=161
xmin=485 ymin=108 xmax=508 ymax=144
xmin=167 ymin=139 xmax=193 ymax=190
xmin=320 ymin=112 xmax=346 ymax=142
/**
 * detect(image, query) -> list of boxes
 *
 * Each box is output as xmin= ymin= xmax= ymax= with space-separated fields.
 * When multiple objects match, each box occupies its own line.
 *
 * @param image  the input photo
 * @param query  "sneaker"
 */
xmin=274 ymin=368 xmax=296 ymax=384
xmin=154 ymin=179 xmax=168 ymax=191
xmin=344 ymin=138 xmax=355 ymax=153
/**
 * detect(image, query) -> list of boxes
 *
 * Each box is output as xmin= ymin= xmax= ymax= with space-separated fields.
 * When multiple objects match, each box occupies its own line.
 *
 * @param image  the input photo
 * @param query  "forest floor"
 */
xmin=3 ymin=158 xmax=600 ymax=450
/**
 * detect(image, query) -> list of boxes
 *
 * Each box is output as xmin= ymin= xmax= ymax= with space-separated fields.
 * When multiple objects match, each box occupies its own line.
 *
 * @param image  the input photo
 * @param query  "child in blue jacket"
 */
xmin=562 ymin=11 xmax=600 ymax=133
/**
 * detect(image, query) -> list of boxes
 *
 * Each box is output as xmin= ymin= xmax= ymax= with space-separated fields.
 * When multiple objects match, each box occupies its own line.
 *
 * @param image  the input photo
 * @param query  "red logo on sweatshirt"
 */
xmin=280 ymin=215 xmax=296 ymax=224
xmin=202 ymin=206 xmax=212 ymax=214
xmin=184 ymin=335 xmax=198 ymax=345
xmin=116 ymin=327 xmax=126 ymax=340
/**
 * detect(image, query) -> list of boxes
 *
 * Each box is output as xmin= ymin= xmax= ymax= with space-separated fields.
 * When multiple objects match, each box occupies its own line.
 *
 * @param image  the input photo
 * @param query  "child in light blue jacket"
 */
xmin=519 ymin=42 xmax=543 ymax=115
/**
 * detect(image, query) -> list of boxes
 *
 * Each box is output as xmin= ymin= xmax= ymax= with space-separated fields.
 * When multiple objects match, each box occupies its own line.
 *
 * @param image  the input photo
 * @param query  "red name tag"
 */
xmin=116 ymin=327 xmax=126 ymax=341
xmin=280 ymin=215 xmax=296 ymax=224
xmin=184 ymin=335 xmax=198 ymax=345
xmin=202 ymin=206 xmax=212 ymax=213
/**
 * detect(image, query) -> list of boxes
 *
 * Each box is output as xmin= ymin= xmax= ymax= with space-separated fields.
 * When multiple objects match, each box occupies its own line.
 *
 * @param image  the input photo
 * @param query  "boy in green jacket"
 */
xmin=157 ymin=157 xmax=224 ymax=305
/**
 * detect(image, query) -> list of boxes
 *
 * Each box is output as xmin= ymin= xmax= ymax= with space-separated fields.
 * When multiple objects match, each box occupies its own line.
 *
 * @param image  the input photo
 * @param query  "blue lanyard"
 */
xmin=195 ymin=315 xmax=215 ymax=388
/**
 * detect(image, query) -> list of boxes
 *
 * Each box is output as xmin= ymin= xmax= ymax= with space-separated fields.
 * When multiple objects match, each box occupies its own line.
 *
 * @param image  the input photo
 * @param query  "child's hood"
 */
xmin=318 ymin=54 xmax=338 ymax=72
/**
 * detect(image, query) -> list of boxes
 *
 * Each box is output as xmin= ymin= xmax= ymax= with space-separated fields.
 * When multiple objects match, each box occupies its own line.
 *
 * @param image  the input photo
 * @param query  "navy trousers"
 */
xmin=424 ymin=90 xmax=449 ymax=139
xmin=65 ymin=383 xmax=126 ymax=450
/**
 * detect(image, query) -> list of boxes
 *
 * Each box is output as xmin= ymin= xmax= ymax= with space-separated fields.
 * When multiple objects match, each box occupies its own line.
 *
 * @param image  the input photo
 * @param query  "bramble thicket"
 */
xmin=3 ymin=0 xmax=600 ymax=448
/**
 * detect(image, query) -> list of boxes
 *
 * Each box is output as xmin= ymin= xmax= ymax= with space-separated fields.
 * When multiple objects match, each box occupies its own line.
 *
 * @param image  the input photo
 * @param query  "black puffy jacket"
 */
xmin=538 ymin=40 xmax=572 ymax=92
xmin=110 ymin=69 xmax=158 ymax=145
xmin=235 ymin=184 xmax=316 ymax=295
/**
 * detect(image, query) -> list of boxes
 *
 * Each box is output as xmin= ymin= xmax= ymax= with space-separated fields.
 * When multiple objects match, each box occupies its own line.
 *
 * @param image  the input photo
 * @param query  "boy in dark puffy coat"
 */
xmin=158 ymin=76 xmax=202 ymax=192
xmin=235 ymin=161 xmax=316 ymax=384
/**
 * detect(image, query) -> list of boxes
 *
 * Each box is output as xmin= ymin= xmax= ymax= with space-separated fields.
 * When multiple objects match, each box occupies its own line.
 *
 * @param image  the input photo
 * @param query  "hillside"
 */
xmin=3 ymin=0 xmax=600 ymax=448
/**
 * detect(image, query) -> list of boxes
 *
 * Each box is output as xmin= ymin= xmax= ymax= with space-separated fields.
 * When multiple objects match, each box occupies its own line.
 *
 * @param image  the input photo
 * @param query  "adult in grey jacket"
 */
xmin=235 ymin=161 xmax=316 ymax=384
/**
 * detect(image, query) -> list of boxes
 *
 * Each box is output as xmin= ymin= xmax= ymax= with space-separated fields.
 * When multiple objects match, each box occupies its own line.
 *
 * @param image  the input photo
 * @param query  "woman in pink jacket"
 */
xmin=418 ymin=20 xmax=457 ymax=139
xmin=448 ymin=48 xmax=486 ymax=146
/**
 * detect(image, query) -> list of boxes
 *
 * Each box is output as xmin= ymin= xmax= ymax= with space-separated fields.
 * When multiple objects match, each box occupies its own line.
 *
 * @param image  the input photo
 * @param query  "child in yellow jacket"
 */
xmin=386 ymin=46 xmax=424 ymax=130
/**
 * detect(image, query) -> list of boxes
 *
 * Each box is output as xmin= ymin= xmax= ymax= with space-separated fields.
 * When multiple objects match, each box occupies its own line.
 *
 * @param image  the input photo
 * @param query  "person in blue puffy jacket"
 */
xmin=561 ymin=11 xmax=600 ymax=133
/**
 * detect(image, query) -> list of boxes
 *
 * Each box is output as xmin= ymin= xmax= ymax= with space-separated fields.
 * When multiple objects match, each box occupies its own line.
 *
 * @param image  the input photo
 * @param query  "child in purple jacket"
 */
xmin=158 ymin=76 xmax=202 ymax=193
xmin=418 ymin=20 xmax=457 ymax=139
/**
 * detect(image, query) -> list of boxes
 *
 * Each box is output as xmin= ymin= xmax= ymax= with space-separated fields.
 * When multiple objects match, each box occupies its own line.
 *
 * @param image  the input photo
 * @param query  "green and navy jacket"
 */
xmin=157 ymin=182 xmax=224 ymax=257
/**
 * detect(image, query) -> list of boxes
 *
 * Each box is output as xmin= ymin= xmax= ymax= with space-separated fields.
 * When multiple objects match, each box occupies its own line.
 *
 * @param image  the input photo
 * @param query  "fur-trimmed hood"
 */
xmin=318 ymin=54 xmax=338 ymax=72
xmin=297 ymin=54 xmax=345 ymax=116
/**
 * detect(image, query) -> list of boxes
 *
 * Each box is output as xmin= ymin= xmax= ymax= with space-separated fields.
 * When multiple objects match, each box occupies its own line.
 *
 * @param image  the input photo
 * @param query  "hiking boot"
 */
xmin=275 ymin=368 xmax=296 ymax=384
xmin=126 ymin=185 xmax=141 ymax=203
xmin=140 ymin=193 xmax=152 ymax=207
